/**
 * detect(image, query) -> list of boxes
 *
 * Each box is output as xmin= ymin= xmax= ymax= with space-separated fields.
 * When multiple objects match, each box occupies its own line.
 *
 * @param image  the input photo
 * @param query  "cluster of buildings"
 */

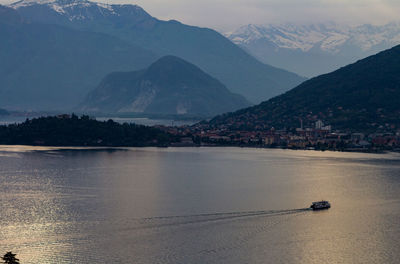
xmin=160 ymin=120 xmax=400 ymax=152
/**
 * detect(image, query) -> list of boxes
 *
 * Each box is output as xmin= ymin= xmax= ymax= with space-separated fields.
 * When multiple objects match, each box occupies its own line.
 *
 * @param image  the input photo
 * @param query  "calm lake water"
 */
xmin=1 ymin=146 xmax=400 ymax=264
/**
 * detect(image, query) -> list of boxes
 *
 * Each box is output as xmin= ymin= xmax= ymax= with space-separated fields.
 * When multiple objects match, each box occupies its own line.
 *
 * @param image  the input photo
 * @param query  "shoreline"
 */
xmin=0 ymin=144 xmax=396 ymax=155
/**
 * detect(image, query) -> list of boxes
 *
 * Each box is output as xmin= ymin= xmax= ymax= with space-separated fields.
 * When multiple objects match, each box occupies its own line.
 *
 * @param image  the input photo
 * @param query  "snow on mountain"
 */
xmin=9 ymin=0 xmax=145 ymax=21
xmin=11 ymin=0 xmax=57 ymax=8
xmin=225 ymin=23 xmax=400 ymax=77
xmin=227 ymin=23 xmax=400 ymax=54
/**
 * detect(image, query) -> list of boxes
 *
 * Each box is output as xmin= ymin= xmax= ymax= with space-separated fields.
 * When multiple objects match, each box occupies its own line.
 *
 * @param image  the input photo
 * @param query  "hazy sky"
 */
xmin=2 ymin=0 xmax=400 ymax=31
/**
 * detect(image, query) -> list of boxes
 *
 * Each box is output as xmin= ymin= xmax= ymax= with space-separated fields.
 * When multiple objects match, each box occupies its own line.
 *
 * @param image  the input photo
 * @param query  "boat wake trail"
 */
xmin=144 ymin=208 xmax=310 ymax=220
xmin=124 ymin=208 xmax=311 ymax=231
xmin=99 ymin=208 xmax=312 ymax=263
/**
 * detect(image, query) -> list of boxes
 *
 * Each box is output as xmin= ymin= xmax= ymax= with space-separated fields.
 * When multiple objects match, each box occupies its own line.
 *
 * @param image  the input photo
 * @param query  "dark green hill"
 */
xmin=0 ymin=5 xmax=157 ymax=110
xmin=0 ymin=115 xmax=172 ymax=146
xmin=11 ymin=0 xmax=306 ymax=104
xmin=81 ymin=56 xmax=251 ymax=116
xmin=209 ymin=45 xmax=400 ymax=132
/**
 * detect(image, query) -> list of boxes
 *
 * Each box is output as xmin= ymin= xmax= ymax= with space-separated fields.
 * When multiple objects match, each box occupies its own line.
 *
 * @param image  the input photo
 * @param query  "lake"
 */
xmin=1 ymin=146 xmax=400 ymax=263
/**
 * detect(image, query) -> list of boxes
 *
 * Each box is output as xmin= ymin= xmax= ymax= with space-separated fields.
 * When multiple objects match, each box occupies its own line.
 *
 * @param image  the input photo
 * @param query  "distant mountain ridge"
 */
xmin=0 ymin=4 xmax=157 ymax=110
xmin=7 ymin=0 xmax=306 ymax=106
xmin=208 ymin=44 xmax=400 ymax=132
xmin=10 ymin=0 xmax=151 ymax=25
xmin=226 ymin=23 xmax=400 ymax=77
xmin=81 ymin=56 xmax=251 ymax=116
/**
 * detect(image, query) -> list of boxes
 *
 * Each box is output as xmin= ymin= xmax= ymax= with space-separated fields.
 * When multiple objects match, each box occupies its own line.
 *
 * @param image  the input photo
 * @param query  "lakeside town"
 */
xmin=1 ymin=113 xmax=400 ymax=152
xmin=159 ymin=119 xmax=400 ymax=152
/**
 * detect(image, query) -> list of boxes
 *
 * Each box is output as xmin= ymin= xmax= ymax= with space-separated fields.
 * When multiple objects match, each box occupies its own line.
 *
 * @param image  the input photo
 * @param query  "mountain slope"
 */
xmin=0 ymin=5 xmax=157 ymax=109
xmin=81 ymin=56 xmax=251 ymax=116
xmin=9 ymin=0 xmax=306 ymax=103
xmin=209 ymin=45 xmax=400 ymax=131
xmin=0 ymin=108 xmax=9 ymax=116
xmin=227 ymin=23 xmax=400 ymax=77
xmin=0 ymin=4 xmax=22 ymax=23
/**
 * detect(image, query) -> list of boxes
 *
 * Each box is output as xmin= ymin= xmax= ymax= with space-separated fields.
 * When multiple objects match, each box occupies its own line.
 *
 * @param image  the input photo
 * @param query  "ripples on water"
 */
xmin=1 ymin=147 xmax=400 ymax=263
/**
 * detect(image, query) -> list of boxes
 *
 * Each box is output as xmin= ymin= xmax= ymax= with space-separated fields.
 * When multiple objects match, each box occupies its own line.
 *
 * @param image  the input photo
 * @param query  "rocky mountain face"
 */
xmin=227 ymin=23 xmax=400 ymax=77
xmin=208 ymin=44 xmax=400 ymax=132
xmin=7 ymin=0 xmax=306 ymax=106
xmin=81 ymin=56 xmax=251 ymax=116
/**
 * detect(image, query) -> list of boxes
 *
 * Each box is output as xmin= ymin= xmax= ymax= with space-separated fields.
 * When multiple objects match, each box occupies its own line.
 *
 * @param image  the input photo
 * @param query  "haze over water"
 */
xmin=1 ymin=147 xmax=400 ymax=263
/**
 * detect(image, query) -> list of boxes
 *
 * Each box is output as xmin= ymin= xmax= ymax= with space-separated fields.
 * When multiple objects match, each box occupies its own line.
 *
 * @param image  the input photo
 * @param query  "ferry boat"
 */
xmin=310 ymin=200 xmax=331 ymax=210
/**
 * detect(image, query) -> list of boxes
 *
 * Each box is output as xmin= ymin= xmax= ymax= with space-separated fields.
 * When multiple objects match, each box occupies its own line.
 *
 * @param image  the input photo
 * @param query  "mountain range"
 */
xmin=81 ymin=56 xmax=251 ymax=116
xmin=0 ymin=4 xmax=157 ymax=109
xmin=208 ymin=44 xmax=400 ymax=132
xmin=227 ymin=23 xmax=400 ymax=77
xmin=0 ymin=0 xmax=306 ymax=111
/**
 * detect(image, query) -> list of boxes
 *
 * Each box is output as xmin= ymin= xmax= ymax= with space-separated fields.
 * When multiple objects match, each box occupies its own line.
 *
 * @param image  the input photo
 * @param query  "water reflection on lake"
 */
xmin=0 ymin=147 xmax=400 ymax=263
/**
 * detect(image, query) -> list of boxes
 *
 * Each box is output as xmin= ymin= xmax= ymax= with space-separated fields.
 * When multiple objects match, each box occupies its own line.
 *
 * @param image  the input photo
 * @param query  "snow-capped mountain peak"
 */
xmin=11 ymin=0 xmax=57 ymax=7
xmin=226 ymin=23 xmax=400 ymax=54
xmin=9 ymin=0 xmax=147 ymax=21
xmin=11 ymin=0 xmax=92 ymax=10
xmin=225 ymin=22 xmax=400 ymax=77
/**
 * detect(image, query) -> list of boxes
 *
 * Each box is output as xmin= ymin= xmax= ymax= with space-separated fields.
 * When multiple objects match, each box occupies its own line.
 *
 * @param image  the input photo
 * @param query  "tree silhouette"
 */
xmin=2 ymin=252 xmax=20 ymax=264
xmin=0 ymin=115 xmax=174 ymax=147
